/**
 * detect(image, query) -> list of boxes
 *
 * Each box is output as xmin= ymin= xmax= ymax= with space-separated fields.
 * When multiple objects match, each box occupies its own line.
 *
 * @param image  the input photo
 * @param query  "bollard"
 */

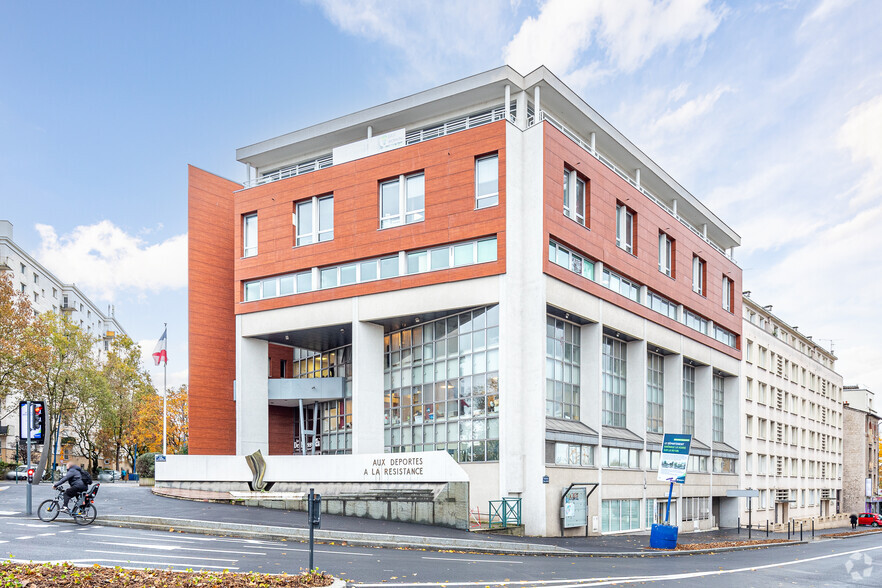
xmin=812 ymin=519 xmax=814 ymax=538
xmin=738 ymin=517 xmax=740 ymax=535
xmin=787 ymin=520 xmax=790 ymax=540
xmin=800 ymin=522 xmax=803 ymax=541
xmin=766 ymin=520 xmax=769 ymax=537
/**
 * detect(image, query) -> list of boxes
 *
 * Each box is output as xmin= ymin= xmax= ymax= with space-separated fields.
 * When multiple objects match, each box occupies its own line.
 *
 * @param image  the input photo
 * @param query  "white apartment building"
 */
xmin=740 ymin=294 xmax=843 ymax=524
xmin=0 ymin=219 xmax=126 ymax=461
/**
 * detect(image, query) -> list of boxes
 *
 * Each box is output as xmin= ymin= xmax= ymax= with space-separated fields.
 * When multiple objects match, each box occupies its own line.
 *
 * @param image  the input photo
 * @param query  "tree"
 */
xmin=130 ymin=385 xmax=189 ymax=455
xmin=68 ymin=366 xmax=110 ymax=475
xmin=101 ymin=335 xmax=152 ymax=470
xmin=0 ymin=273 xmax=49 ymax=410
xmin=18 ymin=312 xmax=98 ymax=479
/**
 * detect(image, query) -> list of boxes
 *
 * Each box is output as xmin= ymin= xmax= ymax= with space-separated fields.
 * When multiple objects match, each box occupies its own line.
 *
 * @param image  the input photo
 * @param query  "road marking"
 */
xmin=357 ymin=544 xmax=882 ymax=587
xmin=93 ymin=541 xmax=266 ymax=555
xmin=0 ymin=511 xmax=19 ymax=515
xmin=58 ymin=530 xmax=74 ymax=533
xmin=90 ymin=533 xmax=197 ymax=543
xmin=85 ymin=550 xmax=238 ymax=562
xmin=422 ymin=557 xmax=523 ymax=564
xmin=78 ymin=558 xmax=237 ymax=570
xmin=16 ymin=536 xmax=34 ymax=540
xmin=36 ymin=533 xmax=56 ymax=536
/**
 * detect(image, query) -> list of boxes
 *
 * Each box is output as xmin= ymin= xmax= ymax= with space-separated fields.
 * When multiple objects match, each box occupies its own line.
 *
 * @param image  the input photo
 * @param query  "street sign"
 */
xmin=18 ymin=401 xmax=45 ymax=444
xmin=542 ymin=475 xmax=550 ymax=484
xmin=657 ymin=433 xmax=692 ymax=483
xmin=562 ymin=486 xmax=587 ymax=528
xmin=727 ymin=489 xmax=759 ymax=498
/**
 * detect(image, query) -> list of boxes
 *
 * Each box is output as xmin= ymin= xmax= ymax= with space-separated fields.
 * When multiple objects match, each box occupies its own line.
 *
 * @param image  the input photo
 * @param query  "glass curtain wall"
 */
xmin=682 ymin=365 xmax=696 ymax=436
xmin=713 ymin=374 xmax=725 ymax=442
xmin=545 ymin=315 xmax=581 ymax=420
xmin=384 ymin=306 xmax=500 ymax=462
xmin=291 ymin=345 xmax=353 ymax=454
xmin=646 ymin=351 xmax=664 ymax=433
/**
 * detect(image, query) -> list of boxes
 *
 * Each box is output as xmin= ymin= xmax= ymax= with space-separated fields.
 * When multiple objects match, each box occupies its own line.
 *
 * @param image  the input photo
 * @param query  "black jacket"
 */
xmin=57 ymin=465 xmax=86 ymax=487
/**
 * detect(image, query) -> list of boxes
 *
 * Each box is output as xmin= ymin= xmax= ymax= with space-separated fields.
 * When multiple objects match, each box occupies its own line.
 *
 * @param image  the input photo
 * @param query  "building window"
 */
xmin=280 ymin=359 xmax=287 ymax=378
xmin=295 ymin=195 xmax=334 ymax=246
xmin=683 ymin=309 xmax=708 ymax=335
xmin=602 ymin=335 xmax=627 ymax=427
xmin=658 ymin=233 xmax=673 ymax=277
xmin=647 ymin=290 xmax=678 ymax=320
xmin=683 ymin=364 xmax=695 ymax=435
xmin=52 ymin=288 xmax=57 ymax=298
xmin=713 ymin=325 xmax=737 ymax=348
xmin=602 ymin=268 xmax=640 ymax=302
xmin=546 ymin=315 xmax=581 ymax=420
xmin=563 ymin=169 xmax=586 ymax=225
xmin=20 ymin=263 xmax=25 ymax=274
xmin=383 ymin=306 xmax=499 ymax=463
xmin=713 ymin=374 xmax=724 ymax=442
xmin=20 ymin=283 xmax=26 ymax=293
xmin=243 ymin=213 xmax=258 ymax=257
xmin=380 ymin=172 xmax=424 ymax=228
xmin=548 ymin=240 xmax=595 ymax=280
xmin=722 ymin=276 xmax=732 ymax=312
xmin=601 ymin=447 xmax=640 ymax=468
xmin=682 ymin=497 xmax=710 ymax=522
xmin=646 ymin=351 xmax=664 ymax=434
xmin=616 ymin=204 xmax=634 ymax=254
xmin=713 ymin=456 xmax=736 ymax=474
xmin=688 ymin=455 xmax=709 ymax=472
xmin=601 ymin=499 xmax=641 ymax=533
xmin=692 ymin=255 xmax=705 ymax=295
xmin=289 ymin=346 xmax=353 ymax=454
xmin=552 ymin=442 xmax=594 ymax=466
xmin=475 ymin=154 xmax=499 ymax=209
xmin=33 ymin=273 xmax=38 ymax=284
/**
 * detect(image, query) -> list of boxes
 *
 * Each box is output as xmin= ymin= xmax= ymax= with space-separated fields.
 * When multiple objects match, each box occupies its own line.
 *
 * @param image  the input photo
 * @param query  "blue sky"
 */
xmin=1 ymin=0 xmax=880 ymax=394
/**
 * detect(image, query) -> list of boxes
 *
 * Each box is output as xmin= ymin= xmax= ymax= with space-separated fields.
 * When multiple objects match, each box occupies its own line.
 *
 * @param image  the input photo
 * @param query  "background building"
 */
xmin=842 ymin=385 xmax=880 ymax=514
xmin=188 ymin=66 xmax=743 ymax=536
xmin=0 ymin=219 xmax=126 ymax=463
xmin=739 ymin=295 xmax=843 ymax=525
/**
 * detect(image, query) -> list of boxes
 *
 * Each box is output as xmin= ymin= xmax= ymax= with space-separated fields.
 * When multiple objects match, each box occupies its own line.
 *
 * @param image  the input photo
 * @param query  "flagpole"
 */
xmin=162 ymin=322 xmax=167 ymax=455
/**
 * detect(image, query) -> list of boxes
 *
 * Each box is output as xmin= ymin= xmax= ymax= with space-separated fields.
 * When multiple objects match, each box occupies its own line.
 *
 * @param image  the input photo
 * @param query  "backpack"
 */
xmin=80 ymin=469 xmax=93 ymax=486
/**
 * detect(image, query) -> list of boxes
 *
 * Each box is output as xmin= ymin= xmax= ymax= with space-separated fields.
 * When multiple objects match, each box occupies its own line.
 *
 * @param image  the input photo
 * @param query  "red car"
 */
xmin=858 ymin=513 xmax=882 ymax=527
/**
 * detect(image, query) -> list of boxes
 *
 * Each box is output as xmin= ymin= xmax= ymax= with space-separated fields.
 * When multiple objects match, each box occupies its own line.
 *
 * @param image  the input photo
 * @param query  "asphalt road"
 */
xmin=1 ymin=483 xmax=880 ymax=586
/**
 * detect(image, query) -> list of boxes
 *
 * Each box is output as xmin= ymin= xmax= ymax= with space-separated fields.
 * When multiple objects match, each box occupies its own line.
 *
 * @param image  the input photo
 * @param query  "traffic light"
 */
xmin=27 ymin=468 xmax=35 ymax=484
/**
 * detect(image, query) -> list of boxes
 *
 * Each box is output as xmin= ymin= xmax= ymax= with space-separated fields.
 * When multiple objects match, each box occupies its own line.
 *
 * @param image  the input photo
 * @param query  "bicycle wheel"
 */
xmin=37 ymin=499 xmax=60 ymax=522
xmin=73 ymin=504 xmax=97 ymax=526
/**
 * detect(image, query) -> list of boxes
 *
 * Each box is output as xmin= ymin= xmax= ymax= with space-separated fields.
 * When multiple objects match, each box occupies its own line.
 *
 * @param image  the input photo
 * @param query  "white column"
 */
xmin=367 ymin=126 xmax=373 ymax=139
xmin=639 ymin=285 xmax=648 ymax=306
xmin=352 ymin=308 xmax=385 ymax=454
xmin=723 ymin=375 xmax=740 ymax=450
xmin=504 ymin=84 xmax=511 ymax=120
xmin=499 ymin=105 xmax=545 ymax=534
xmin=582 ymin=320 xmax=603 ymax=533
xmin=589 ymin=132 xmax=596 ymax=153
xmin=664 ymin=354 xmax=684 ymax=435
xmin=672 ymin=199 xmax=678 ymax=216
xmin=533 ymin=85 xmax=541 ymax=121
xmin=516 ymin=90 xmax=527 ymax=129
xmin=236 ymin=316 xmax=269 ymax=455
xmin=626 ymin=338 xmax=647 ymax=436
xmin=635 ymin=168 xmax=641 ymax=189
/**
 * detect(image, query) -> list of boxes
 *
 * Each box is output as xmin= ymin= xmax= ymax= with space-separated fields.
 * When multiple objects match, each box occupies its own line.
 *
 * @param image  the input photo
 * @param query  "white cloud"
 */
xmin=651 ymin=84 xmax=732 ymax=133
xmin=34 ymin=221 xmax=187 ymax=302
xmin=312 ymin=0 xmax=515 ymax=86
xmin=504 ymin=0 xmax=724 ymax=81
xmin=802 ymin=0 xmax=855 ymax=26
xmin=837 ymin=93 xmax=882 ymax=206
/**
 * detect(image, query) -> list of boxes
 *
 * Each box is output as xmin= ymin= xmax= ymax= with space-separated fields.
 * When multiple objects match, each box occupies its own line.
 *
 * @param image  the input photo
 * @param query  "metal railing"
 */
xmin=245 ymin=103 xmax=515 ymax=190
xmin=538 ymin=111 xmax=736 ymax=263
xmin=488 ymin=496 xmax=522 ymax=529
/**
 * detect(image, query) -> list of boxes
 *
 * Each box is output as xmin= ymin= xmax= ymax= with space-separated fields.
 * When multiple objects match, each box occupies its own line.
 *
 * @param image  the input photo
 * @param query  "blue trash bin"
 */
xmin=650 ymin=523 xmax=679 ymax=549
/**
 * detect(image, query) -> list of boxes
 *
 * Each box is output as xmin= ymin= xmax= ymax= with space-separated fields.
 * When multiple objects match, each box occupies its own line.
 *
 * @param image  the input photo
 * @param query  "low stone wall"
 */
xmin=156 ymin=480 xmax=469 ymax=530
xmin=767 ymin=514 xmax=849 ymax=532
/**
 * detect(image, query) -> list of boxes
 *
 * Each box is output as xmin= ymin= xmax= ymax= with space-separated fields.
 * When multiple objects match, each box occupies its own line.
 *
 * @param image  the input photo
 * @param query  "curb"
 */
xmin=819 ymin=529 xmax=882 ymax=540
xmin=90 ymin=515 xmax=808 ymax=557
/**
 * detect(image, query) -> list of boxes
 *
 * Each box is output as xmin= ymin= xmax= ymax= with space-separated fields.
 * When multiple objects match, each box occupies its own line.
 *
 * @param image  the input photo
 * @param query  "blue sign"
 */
xmin=657 ymin=433 xmax=692 ymax=484
xmin=542 ymin=475 xmax=550 ymax=484
xmin=155 ymin=455 xmax=167 ymax=462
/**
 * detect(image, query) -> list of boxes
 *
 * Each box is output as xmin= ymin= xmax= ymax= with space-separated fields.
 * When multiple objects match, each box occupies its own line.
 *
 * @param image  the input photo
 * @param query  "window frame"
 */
xmin=722 ymin=275 xmax=733 ymax=312
xmin=658 ymin=232 xmax=673 ymax=277
xmin=379 ymin=172 xmax=425 ymax=229
xmin=475 ymin=154 xmax=499 ymax=209
xmin=295 ymin=194 xmax=334 ymax=246
xmin=243 ymin=213 xmax=258 ymax=258
xmin=563 ymin=168 xmax=587 ymax=226
xmin=692 ymin=255 xmax=705 ymax=295
xmin=615 ymin=203 xmax=634 ymax=254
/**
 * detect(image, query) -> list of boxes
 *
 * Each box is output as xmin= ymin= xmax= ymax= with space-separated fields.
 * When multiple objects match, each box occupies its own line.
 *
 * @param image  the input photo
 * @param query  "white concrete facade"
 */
xmin=739 ymin=295 xmax=844 ymax=524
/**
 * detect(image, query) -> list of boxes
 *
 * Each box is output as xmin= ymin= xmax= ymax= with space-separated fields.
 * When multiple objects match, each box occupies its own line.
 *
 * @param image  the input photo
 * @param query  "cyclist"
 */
xmin=53 ymin=464 xmax=88 ymax=512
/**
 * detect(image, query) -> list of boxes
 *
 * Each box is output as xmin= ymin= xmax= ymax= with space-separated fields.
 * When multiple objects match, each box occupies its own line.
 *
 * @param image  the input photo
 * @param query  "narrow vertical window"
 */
xmin=722 ymin=276 xmax=732 ymax=312
xmin=683 ymin=365 xmax=695 ymax=435
xmin=692 ymin=255 xmax=705 ymax=295
xmin=616 ymin=204 xmax=634 ymax=254
xmin=563 ymin=168 xmax=586 ymax=225
xmin=243 ymin=213 xmax=258 ymax=257
xmin=646 ymin=351 xmax=664 ymax=433
xmin=658 ymin=233 xmax=672 ymax=277
xmin=475 ymin=154 xmax=499 ymax=209
xmin=602 ymin=335 xmax=627 ymax=427
xmin=713 ymin=374 xmax=724 ymax=442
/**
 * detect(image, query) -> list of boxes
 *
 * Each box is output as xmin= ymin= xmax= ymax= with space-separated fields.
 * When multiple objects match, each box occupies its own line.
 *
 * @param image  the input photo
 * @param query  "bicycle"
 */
xmin=37 ymin=483 xmax=100 ymax=525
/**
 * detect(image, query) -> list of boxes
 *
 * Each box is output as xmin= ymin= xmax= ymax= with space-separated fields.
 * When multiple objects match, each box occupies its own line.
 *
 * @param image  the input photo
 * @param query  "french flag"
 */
xmin=152 ymin=328 xmax=168 ymax=366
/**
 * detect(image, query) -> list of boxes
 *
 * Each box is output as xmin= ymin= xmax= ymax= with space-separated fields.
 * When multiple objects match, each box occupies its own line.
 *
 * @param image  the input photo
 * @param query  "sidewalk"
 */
xmin=0 ymin=481 xmax=857 ymax=556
